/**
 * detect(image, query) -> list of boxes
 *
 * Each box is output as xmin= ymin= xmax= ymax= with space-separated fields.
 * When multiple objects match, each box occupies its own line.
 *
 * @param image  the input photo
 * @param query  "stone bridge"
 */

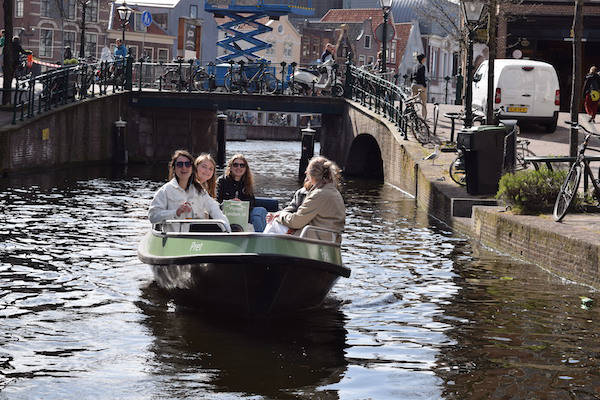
xmin=0 ymin=91 xmax=416 ymax=196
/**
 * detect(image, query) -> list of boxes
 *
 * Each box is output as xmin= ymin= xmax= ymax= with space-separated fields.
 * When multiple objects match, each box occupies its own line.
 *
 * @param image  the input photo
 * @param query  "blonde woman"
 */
xmin=274 ymin=156 xmax=345 ymax=242
xmin=195 ymin=153 xmax=218 ymax=198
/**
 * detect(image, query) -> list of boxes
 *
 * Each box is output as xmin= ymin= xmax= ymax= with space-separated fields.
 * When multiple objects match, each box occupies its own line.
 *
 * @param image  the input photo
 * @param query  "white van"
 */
xmin=472 ymin=59 xmax=560 ymax=132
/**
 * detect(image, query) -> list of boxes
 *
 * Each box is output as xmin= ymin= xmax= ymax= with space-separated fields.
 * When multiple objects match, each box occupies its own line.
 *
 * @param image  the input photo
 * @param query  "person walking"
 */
xmin=411 ymin=53 xmax=428 ymax=120
xmin=583 ymin=66 xmax=600 ymax=123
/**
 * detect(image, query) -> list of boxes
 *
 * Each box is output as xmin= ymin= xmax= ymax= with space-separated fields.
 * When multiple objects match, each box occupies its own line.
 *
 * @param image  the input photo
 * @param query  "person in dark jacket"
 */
xmin=11 ymin=36 xmax=31 ymax=74
xmin=216 ymin=154 xmax=267 ymax=232
xmin=583 ymin=66 xmax=600 ymax=123
xmin=411 ymin=53 xmax=428 ymax=119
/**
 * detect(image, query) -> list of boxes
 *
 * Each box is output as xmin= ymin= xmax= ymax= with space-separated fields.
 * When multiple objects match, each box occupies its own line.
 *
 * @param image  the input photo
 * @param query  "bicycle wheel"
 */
xmin=449 ymin=157 xmax=467 ymax=186
xmin=410 ymin=115 xmax=431 ymax=144
xmin=553 ymin=162 xmax=583 ymax=222
xmin=515 ymin=148 xmax=537 ymax=171
xmin=263 ymin=73 xmax=278 ymax=94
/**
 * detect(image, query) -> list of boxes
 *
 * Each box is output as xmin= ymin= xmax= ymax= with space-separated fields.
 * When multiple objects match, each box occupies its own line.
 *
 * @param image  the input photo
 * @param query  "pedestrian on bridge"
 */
xmin=411 ymin=53 xmax=428 ymax=120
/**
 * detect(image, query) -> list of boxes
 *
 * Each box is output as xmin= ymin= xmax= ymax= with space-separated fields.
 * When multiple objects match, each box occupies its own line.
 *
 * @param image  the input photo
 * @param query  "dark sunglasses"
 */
xmin=174 ymin=161 xmax=192 ymax=168
xmin=232 ymin=162 xmax=246 ymax=168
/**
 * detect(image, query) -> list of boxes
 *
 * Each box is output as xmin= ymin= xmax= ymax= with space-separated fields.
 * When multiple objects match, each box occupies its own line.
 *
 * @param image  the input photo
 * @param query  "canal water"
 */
xmin=1 ymin=141 xmax=599 ymax=399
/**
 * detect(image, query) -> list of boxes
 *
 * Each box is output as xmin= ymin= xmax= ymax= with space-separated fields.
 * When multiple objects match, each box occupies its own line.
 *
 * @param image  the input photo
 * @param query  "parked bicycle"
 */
xmin=224 ymin=61 xmax=278 ymax=94
xmin=401 ymin=90 xmax=431 ymax=144
xmin=553 ymin=122 xmax=600 ymax=222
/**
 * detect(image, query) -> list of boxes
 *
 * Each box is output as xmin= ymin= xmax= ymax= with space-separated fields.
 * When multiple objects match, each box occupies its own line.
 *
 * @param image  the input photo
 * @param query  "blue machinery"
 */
xmin=205 ymin=1 xmax=314 ymax=62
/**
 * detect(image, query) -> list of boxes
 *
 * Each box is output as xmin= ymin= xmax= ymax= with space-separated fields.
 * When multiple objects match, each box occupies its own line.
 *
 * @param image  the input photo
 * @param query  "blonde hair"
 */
xmin=224 ymin=154 xmax=255 ymax=196
xmin=590 ymin=66 xmax=598 ymax=74
xmin=194 ymin=153 xmax=217 ymax=198
xmin=307 ymin=156 xmax=341 ymax=189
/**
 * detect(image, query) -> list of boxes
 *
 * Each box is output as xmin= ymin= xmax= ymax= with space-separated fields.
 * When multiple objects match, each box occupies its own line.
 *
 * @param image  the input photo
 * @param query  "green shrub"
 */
xmin=496 ymin=168 xmax=577 ymax=214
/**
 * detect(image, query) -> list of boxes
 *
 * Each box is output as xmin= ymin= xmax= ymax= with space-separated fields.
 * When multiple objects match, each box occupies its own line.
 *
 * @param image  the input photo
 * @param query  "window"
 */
xmin=39 ymin=29 xmax=53 ymax=57
xmin=277 ymin=24 xmax=284 ymax=34
xmin=67 ymin=0 xmax=76 ymax=20
xmin=367 ymin=56 xmax=374 ymax=65
xmin=190 ymin=5 xmax=198 ymax=19
xmin=41 ymin=0 xmax=50 ymax=17
xmin=64 ymin=31 xmax=76 ymax=52
xmin=154 ymin=13 xmax=168 ymax=30
xmin=134 ymin=13 xmax=146 ymax=32
xmin=265 ymin=42 xmax=274 ymax=55
xmin=358 ymin=55 xmax=365 ymax=66
xmin=84 ymin=32 xmax=97 ymax=58
xmin=390 ymin=40 xmax=396 ymax=62
xmin=15 ymin=0 xmax=23 ymax=17
xmin=158 ymin=48 xmax=168 ymax=62
xmin=302 ymin=39 xmax=309 ymax=57
xmin=283 ymin=42 xmax=292 ymax=58
xmin=312 ymin=39 xmax=319 ymax=55
xmin=128 ymin=45 xmax=138 ymax=60
xmin=364 ymin=35 xmax=371 ymax=49
xmin=85 ymin=0 xmax=98 ymax=23
xmin=143 ymin=47 xmax=153 ymax=61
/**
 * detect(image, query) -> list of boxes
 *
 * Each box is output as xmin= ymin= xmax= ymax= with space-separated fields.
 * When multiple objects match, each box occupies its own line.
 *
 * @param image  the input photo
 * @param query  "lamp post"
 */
xmin=461 ymin=0 xmax=485 ymax=128
xmin=116 ymin=2 xmax=133 ymax=44
xmin=78 ymin=0 xmax=90 ymax=59
xmin=380 ymin=0 xmax=392 ymax=74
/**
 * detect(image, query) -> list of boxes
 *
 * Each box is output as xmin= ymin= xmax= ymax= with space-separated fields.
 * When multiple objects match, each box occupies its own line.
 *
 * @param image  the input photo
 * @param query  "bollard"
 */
xmin=217 ymin=112 xmax=227 ymax=167
xmin=298 ymin=120 xmax=316 ymax=181
xmin=113 ymin=117 xmax=128 ymax=165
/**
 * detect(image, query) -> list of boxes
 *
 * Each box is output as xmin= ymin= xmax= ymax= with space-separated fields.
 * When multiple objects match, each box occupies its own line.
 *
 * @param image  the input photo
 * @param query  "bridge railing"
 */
xmin=344 ymin=63 xmax=410 ymax=140
xmin=10 ymin=57 xmax=132 ymax=124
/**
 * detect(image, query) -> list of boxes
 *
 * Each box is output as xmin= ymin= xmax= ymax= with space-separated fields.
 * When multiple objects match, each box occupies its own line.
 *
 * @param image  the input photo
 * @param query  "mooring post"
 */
xmin=217 ymin=112 xmax=227 ymax=167
xmin=113 ymin=117 xmax=128 ymax=165
xmin=298 ymin=117 xmax=315 ymax=181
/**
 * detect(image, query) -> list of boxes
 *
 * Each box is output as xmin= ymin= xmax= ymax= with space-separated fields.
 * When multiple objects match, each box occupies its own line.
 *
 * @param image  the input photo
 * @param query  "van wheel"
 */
xmin=545 ymin=115 xmax=558 ymax=133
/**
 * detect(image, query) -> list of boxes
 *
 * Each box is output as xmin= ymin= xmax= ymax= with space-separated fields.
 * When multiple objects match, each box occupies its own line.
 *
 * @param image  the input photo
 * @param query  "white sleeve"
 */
xmin=207 ymin=196 xmax=231 ymax=232
xmin=148 ymin=186 xmax=177 ymax=224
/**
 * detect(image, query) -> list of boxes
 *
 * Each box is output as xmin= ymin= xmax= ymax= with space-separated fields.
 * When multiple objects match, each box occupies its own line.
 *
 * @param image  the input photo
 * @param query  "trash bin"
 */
xmin=457 ymin=125 xmax=513 ymax=195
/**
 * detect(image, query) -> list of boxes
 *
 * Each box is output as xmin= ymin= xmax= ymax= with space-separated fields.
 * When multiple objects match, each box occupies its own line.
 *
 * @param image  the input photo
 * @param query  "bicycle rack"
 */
xmin=205 ymin=1 xmax=314 ymax=62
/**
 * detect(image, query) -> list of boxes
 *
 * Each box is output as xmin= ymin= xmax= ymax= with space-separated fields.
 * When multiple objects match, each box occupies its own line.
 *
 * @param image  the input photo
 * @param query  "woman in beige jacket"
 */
xmin=275 ymin=156 xmax=345 ymax=242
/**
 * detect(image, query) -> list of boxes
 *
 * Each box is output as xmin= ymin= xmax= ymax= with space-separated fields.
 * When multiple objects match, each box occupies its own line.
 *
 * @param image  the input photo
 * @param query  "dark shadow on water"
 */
xmin=135 ymin=283 xmax=348 ymax=399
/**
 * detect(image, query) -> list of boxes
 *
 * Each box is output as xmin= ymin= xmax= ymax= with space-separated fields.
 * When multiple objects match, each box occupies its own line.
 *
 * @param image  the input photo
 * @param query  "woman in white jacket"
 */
xmin=148 ymin=150 xmax=230 ymax=232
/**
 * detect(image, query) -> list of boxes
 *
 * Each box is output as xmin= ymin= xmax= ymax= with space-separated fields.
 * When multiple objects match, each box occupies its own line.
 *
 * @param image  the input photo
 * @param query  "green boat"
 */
xmin=137 ymin=219 xmax=349 ymax=316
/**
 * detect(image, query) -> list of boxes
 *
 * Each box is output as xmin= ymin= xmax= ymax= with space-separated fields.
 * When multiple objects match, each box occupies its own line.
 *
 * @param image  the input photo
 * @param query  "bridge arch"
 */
xmin=343 ymin=133 xmax=383 ymax=179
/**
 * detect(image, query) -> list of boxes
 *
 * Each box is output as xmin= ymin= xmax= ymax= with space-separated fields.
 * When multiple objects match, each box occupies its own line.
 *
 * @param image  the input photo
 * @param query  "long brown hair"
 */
xmin=306 ymin=156 xmax=341 ymax=189
xmin=194 ymin=153 xmax=217 ymax=198
xmin=168 ymin=149 xmax=202 ymax=192
xmin=224 ymin=153 xmax=254 ymax=196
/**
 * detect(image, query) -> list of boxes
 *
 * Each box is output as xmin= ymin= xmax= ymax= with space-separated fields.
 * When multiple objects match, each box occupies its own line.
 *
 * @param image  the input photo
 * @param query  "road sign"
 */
xmin=142 ymin=11 xmax=152 ymax=27
xmin=375 ymin=22 xmax=395 ymax=42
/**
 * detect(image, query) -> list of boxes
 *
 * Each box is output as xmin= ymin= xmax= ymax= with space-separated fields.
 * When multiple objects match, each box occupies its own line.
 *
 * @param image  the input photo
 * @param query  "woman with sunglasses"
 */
xmin=216 ymin=154 xmax=267 ymax=232
xmin=148 ymin=149 xmax=230 ymax=231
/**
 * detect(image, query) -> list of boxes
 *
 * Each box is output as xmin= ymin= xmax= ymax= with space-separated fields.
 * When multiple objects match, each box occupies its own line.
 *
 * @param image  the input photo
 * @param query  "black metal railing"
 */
xmin=344 ymin=62 xmax=411 ymax=140
xmin=10 ymin=56 xmax=133 ymax=124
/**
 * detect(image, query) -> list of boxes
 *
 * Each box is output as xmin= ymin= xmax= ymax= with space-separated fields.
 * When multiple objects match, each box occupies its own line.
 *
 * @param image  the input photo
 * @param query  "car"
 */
xmin=472 ymin=59 xmax=560 ymax=133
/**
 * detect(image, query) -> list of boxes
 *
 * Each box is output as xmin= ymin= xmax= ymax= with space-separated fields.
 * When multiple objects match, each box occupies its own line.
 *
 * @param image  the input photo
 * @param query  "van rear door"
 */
xmin=532 ymin=67 xmax=559 ymax=117
xmin=499 ymin=65 xmax=535 ymax=116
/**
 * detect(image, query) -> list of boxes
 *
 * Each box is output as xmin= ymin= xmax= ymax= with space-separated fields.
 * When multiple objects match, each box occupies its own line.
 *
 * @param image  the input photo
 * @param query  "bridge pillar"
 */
xmin=217 ymin=112 xmax=227 ymax=167
xmin=319 ymin=113 xmax=351 ymax=170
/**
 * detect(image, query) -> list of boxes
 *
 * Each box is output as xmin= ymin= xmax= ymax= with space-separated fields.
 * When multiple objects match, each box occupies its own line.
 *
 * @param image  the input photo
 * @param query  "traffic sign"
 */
xmin=142 ymin=11 xmax=152 ymax=27
xmin=375 ymin=22 xmax=395 ymax=42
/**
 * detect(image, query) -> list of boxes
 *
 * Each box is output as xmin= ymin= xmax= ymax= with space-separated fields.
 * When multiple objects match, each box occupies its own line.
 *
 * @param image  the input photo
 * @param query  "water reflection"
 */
xmin=137 ymin=285 xmax=348 ymax=399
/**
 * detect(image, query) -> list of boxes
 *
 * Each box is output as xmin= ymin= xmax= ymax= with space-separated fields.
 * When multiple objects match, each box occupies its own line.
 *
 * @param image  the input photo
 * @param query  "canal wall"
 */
xmin=339 ymin=99 xmax=600 ymax=290
xmin=0 ymin=93 xmax=128 ymax=176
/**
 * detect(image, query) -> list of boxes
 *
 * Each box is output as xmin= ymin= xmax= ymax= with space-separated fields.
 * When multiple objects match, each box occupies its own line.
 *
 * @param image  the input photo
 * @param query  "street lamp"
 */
xmin=79 ymin=0 xmax=91 ymax=59
xmin=461 ymin=0 xmax=485 ymax=128
xmin=116 ymin=2 xmax=133 ymax=44
xmin=380 ymin=0 xmax=392 ymax=74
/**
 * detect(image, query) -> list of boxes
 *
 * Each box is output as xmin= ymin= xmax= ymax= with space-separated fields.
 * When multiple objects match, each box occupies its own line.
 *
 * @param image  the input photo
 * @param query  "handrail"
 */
xmin=298 ymin=225 xmax=339 ymax=243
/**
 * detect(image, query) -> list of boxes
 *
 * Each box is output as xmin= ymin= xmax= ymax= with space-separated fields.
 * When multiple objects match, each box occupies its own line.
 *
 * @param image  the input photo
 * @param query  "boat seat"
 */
xmin=190 ymin=222 xmax=225 ymax=233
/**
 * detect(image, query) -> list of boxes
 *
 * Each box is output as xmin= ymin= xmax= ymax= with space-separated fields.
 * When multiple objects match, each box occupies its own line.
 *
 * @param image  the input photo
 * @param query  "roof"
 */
xmin=393 ymin=22 xmax=413 ymax=60
xmin=321 ymin=8 xmax=387 ymax=29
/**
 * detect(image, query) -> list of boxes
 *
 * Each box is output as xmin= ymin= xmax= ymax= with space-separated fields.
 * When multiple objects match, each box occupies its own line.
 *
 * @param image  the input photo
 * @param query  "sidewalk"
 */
xmin=421 ymin=103 xmax=600 ymax=288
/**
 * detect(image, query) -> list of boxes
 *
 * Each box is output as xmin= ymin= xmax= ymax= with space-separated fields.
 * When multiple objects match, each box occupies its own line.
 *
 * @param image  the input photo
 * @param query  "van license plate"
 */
xmin=508 ymin=106 xmax=528 ymax=113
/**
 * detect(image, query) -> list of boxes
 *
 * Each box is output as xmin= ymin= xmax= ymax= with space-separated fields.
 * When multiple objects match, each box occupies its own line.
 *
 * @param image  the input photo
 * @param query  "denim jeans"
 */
xmin=250 ymin=206 xmax=267 ymax=232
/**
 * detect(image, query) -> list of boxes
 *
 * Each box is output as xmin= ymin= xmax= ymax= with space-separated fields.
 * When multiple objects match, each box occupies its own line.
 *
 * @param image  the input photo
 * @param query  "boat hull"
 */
xmin=138 ymin=230 xmax=348 ymax=315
